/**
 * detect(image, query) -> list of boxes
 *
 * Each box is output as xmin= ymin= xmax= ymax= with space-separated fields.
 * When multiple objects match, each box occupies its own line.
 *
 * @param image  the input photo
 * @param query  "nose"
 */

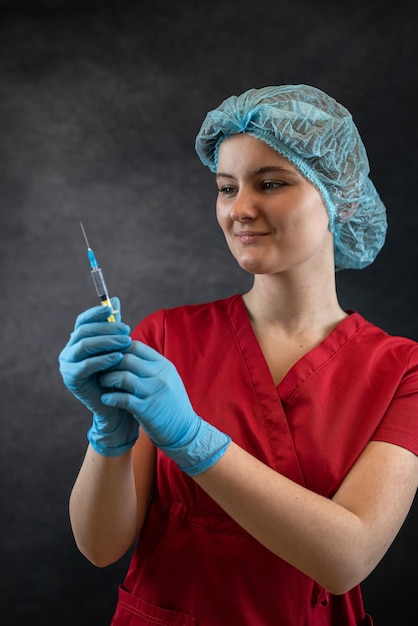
xmin=230 ymin=188 xmax=259 ymax=222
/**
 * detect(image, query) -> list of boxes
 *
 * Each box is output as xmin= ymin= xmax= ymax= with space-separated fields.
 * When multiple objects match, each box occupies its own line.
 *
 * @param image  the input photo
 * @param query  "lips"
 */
xmin=234 ymin=230 xmax=268 ymax=244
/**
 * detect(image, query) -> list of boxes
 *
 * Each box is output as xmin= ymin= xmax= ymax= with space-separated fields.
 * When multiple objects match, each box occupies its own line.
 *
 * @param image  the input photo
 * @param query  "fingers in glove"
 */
xmin=100 ymin=390 xmax=143 ymax=415
xmin=61 ymin=333 xmax=132 ymax=364
xmin=74 ymin=300 xmax=126 ymax=330
xmin=68 ymin=320 xmax=131 ymax=347
xmin=99 ymin=368 xmax=162 ymax=398
xmin=103 ymin=347 xmax=175 ymax=383
xmin=60 ymin=351 xmax=126 ymax=381
xmin=110 ymin=296 xmax=122 ymax=323
xmin=125 ymin=340 xmax=165 ymax=362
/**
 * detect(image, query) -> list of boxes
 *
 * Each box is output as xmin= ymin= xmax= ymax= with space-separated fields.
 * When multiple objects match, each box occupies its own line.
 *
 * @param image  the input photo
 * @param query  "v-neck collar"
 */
xmin=225 ymin=293 xmax=304 ymax=482
xmin=226 ymin=293 xmax=368 ymax=403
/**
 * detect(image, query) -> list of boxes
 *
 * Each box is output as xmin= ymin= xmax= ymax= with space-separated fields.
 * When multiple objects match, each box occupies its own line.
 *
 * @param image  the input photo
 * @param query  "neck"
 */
xmin=242 ymin=268 xmax=346 ymax=334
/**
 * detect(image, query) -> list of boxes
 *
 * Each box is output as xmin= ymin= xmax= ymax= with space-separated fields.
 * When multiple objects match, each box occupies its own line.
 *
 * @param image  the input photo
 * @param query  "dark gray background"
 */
xmin=0 ymin=0 xmax=416 ymax=624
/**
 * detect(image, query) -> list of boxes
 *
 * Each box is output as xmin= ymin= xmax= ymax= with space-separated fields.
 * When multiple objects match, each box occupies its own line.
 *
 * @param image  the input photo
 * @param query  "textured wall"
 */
xmin=0 ymin=1 xmax=416 ymax=624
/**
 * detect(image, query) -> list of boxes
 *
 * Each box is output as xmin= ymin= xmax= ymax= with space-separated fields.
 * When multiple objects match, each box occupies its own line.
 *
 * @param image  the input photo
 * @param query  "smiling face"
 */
xmin=215 ymin=133 xmax=334 ymax=276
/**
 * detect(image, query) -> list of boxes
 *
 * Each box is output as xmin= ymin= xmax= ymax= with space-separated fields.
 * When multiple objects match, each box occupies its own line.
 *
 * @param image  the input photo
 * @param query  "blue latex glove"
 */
xmin=58 ymin=297 xmax=139 ymax=457
xmin=99 ymin=341 xmax=231 ymax=476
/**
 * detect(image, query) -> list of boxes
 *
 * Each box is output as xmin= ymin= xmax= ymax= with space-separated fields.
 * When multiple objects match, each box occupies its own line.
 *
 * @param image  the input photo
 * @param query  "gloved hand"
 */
xmin=99 ymin=341 xmax=231 ymax=475
xmin=58 ymin=297 xmax=139 ymax=457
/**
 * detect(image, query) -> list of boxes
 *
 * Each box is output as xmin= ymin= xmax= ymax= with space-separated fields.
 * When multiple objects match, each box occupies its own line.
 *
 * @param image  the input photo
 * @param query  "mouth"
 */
xmin=234 ymin=231 xmax=269 ymax=244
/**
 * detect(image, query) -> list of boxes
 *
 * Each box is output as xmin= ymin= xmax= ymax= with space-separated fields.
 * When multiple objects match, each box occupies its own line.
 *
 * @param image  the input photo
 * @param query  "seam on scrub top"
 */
xmin=286 ymin=322 xmax=373 ymax=405
xmin=223 ymin=297 xmax=287 ymax=473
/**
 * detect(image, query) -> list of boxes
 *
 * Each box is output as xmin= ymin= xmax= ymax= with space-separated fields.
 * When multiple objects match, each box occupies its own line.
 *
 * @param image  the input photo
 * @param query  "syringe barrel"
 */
xmin=90 ymin=267 xmax=109 ymax=299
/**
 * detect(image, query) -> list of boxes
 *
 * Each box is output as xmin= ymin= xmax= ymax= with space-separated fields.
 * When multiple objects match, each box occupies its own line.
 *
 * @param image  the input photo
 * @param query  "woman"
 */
xmin=59 ymin=85 xmax=417 ymax=625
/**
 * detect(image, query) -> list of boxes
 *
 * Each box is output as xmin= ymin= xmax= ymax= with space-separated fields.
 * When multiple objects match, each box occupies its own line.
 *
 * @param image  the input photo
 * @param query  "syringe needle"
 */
xmin=80 ymin=221 xmax=90 ymax=249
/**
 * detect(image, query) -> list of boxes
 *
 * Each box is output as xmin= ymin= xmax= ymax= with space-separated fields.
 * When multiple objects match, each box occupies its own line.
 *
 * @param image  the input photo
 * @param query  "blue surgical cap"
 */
xmin=195 ymin=84 xmax=387 ymax=271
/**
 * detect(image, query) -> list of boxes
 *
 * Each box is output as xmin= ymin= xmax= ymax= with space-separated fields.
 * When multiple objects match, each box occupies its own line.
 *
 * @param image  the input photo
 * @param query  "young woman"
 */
xmin=59 ymin=84 xmax=417 ymax=625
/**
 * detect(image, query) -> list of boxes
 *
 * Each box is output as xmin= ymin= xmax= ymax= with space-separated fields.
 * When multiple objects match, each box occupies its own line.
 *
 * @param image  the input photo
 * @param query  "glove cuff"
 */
xmin=87 ymin=414 xmax=139 ymax=457
xmin=160 ymin=420 xmax=232 ymax=476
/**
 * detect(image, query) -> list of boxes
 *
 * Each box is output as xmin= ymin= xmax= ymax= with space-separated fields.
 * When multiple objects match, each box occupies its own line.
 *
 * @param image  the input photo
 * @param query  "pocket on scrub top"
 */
xmin=110 ymin=585 xmax=197 ymax=626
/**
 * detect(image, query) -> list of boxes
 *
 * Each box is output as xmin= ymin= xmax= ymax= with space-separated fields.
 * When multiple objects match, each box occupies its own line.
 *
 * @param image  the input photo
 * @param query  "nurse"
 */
xmin=59 ymin=85 xmax=417 ymax=625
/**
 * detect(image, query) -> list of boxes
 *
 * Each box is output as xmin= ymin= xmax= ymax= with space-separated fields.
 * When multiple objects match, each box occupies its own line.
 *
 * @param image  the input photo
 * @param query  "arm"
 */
xmin=194 ymin=439 xmax=417 ymax=594
xmin=69 ymin=433 xmax=156 ymax=568
xmin=59 ymin=300 xmax=156 ymax=567
xmin=100 ymin=341 xmax=418 ymax=592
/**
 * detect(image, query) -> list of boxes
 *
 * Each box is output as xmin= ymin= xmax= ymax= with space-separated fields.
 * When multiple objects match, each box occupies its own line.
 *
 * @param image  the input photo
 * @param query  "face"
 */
xmin=215 ymin=133 xmax=333 ymax=276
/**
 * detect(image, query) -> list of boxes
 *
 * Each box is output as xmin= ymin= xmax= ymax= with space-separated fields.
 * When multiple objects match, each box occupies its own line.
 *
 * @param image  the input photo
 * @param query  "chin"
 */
xmin=237 ymin=259 xmax=271 ymax=275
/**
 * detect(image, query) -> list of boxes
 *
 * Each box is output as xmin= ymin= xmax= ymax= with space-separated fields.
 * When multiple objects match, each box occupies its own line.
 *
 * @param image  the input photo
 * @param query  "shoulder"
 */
xmin=138 ymin=294 xmax=240 ymax=328
xmin=131 ymin=294 xmax=242 ymax=350
xmin=347 ymin=311 xmax=418 ymax=364
xmin=349 ymin=313 xmax=418 ymax=394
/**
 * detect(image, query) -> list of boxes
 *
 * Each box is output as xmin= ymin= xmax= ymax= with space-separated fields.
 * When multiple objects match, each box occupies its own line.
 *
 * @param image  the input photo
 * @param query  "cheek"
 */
xmin=281 ymin=198 xmax=329 ymax=250
xmin=301 ymin=210 xmax=331 ymax=252
xmin=216 ymin=202 xmax=230 ymax=232
xmin=293 ymin=195 xmax=329 ymax=231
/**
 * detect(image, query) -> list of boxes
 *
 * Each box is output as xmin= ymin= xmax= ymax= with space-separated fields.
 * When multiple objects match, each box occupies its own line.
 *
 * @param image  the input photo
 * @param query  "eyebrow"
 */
xmin=215 ymin=165 xmax=300 ymax=179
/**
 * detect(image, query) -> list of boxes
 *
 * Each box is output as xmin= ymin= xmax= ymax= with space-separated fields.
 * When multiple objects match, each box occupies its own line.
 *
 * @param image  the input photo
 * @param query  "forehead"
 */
xmin=217 ymin=133 xmax=298 ymax=175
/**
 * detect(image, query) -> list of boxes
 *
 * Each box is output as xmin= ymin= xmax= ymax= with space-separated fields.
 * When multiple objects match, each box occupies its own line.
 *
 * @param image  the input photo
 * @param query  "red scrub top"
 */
xmin=110 ymin=294 xmax=418 ymax=626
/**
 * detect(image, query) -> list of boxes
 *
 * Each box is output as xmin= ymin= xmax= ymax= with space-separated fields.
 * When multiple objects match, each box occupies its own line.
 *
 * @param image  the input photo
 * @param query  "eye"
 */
xmin=261 ymin=181 xmax=285 ymax=191
xmin=217 ymin=185 xmax=237 ymax=195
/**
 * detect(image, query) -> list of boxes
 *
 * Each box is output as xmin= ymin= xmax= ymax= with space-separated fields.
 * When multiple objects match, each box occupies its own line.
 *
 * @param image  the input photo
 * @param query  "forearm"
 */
xmin=193 ymin=442 xmax=386 ymax=594
xmin=69 ymin=444 xmax=138 ymax=567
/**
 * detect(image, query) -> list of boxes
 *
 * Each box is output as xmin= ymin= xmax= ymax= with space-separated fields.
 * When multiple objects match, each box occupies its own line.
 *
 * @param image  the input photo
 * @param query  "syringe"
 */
xmin=80 ymin=222 xmax=116 ymax=322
